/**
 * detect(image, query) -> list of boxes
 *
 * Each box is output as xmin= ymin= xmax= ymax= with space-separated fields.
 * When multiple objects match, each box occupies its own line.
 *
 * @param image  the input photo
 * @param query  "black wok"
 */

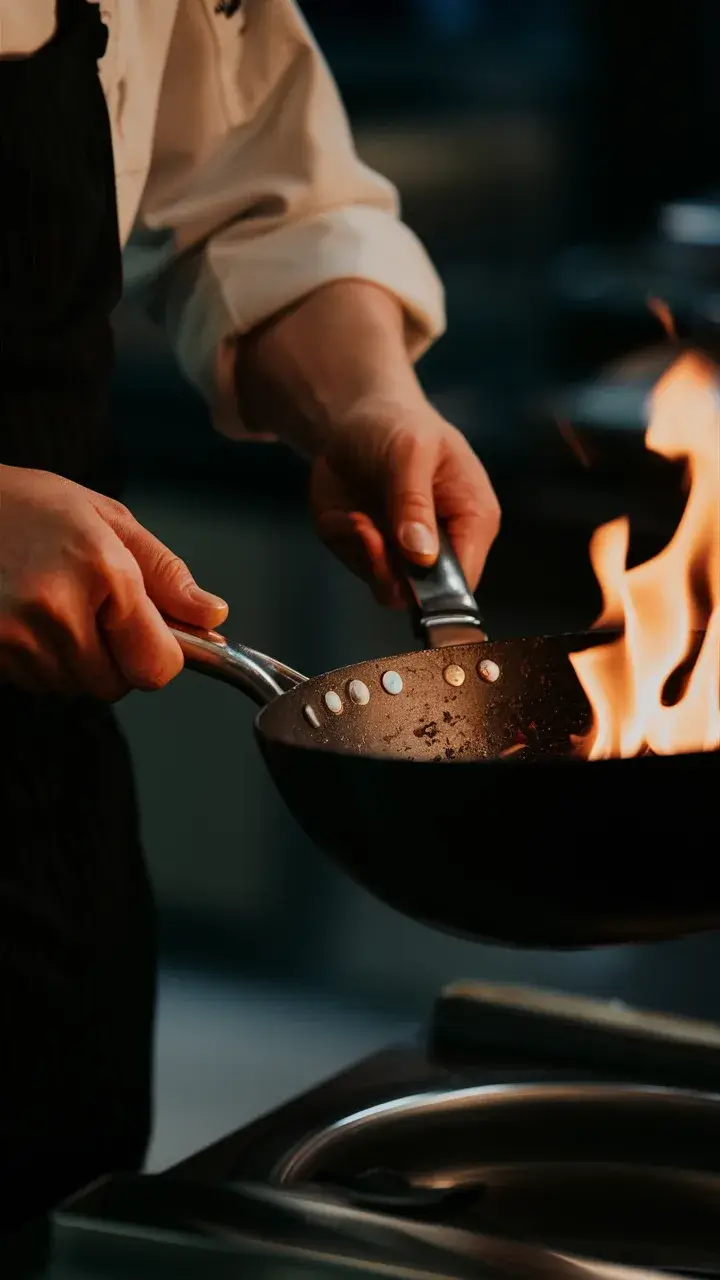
xmin=171 ymin=537 xmax=719 ymax=950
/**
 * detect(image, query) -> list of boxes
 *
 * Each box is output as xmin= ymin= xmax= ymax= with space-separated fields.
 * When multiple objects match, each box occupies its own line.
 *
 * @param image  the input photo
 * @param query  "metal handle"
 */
xmin=168 ymin=621 xmax=307 ymax=707
xmin=168 ymin=526 xmax=485 ymax=696
xmin=400 ymin=527 xmax=488 ymax=648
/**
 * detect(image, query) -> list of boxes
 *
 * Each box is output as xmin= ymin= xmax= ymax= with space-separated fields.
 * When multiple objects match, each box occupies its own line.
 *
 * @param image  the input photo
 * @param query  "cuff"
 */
xmin=173 ymin=206 xmax=446 ymax=442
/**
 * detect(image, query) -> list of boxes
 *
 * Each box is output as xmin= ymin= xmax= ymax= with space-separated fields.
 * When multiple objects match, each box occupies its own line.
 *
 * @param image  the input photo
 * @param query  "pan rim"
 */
xmin=254 ymin=628 xmax=714 ymax=767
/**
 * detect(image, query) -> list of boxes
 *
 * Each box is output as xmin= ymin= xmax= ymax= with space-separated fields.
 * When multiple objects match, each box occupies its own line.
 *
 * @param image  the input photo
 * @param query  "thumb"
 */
xmin=109 ymin=510 xmax=228 ymax=630
xmin=388 ymin=435 xmax=439 ymax=566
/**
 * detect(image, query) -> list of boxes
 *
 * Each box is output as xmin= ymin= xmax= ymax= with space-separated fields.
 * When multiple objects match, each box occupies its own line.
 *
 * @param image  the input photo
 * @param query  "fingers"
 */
xmin=100 ymin=596 xmax=185 ymax=693
xmin=0 ymin=477 xmax=217 ymax=700
xmin=41 ymin=601 xmax=131 ymax=703
xmin=445 ymin=507 xmax=501 ymax=591
xmin=97 ymin=499 xmax=229 ymax=631
xmin=7 ymin=533 xmax=185 ymax=699
xmin=5 ymin=579 xmax=132 ymax=702
xmin=312 ymin=420 xmax=501 ymax=606
xmin=385 ymin=429 xmax=501 ymax=588
xmin=385 ymin=433 xmax=440 ymax=568
xmin=382 ymin=428 xmax=501 ymax=591
xmin=95 ymin=552 xmax=186 ymax=692
xmin=314 ymin=508 xmax=404 ymax=608
xmin=395 ymin=426 xmax=500 ymax=590
xmin=440 ymin=457 xmax=501 ymax=589
xmin=310 ymin=458 xmax=403 ymax=606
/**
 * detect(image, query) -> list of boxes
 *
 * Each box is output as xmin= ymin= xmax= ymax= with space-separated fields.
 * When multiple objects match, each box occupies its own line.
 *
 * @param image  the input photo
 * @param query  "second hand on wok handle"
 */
xmin=396 ymin=526 xmax=488 ymax=648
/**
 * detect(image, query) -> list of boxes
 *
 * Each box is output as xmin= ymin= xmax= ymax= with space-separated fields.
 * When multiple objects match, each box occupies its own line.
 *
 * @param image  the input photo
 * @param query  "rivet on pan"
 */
xmin=478 ymin=659 xmax=500 ymax=684
xmin=443 ymin=664 xmax=466 ymax=687
xmin=381 ymin=670 xmax=403 ymax=695
xmin=348 ymin=679 xmax=370 ymax=706
xmin=324 ymin=690 xmax=343 ymax=715
xmin=303 ymin=705 xmax=321 ymax=729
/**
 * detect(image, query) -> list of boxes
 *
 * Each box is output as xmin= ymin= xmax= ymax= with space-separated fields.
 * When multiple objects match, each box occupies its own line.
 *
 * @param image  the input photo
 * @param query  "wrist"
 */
xmin=316 ymin=387 xmax=428 ymax=450
xmin=233 ymin=359 xmax=425 ymax=461
xmin=233 ymin=281 xmax=425 ymax=457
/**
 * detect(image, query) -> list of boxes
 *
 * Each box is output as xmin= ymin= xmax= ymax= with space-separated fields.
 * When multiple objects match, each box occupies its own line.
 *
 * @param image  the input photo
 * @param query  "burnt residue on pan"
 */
xmin=413 ymin=721 xmax=439 ymax=742
xmin=260 ymin=635 xmax=596 ymax=763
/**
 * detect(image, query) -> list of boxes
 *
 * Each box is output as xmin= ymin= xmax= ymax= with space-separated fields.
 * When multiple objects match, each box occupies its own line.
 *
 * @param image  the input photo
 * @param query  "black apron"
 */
xmin=0 ymin=0 xmax=155 ymax=1230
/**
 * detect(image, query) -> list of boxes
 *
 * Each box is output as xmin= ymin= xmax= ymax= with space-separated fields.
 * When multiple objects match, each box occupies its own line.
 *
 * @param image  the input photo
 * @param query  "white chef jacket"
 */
xmin=0 ymin=1 xmax=445 ymax=438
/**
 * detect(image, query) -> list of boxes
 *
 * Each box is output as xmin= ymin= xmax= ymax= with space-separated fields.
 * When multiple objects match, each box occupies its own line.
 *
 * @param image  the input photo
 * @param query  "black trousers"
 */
xmin=0 ymin=0 xmax=155 ymax=1229
xmin=0 ymin=691 xmax=156 ymax=1229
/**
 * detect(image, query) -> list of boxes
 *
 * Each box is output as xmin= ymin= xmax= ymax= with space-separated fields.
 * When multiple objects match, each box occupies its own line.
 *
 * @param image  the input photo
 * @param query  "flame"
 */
xmin=570 ymin=351 xmax=720 ymax=759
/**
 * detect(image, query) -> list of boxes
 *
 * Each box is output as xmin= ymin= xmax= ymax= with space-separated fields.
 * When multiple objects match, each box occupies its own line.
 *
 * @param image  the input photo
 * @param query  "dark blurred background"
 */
xmin=110 ymin=0 xmax=720 ymax=1168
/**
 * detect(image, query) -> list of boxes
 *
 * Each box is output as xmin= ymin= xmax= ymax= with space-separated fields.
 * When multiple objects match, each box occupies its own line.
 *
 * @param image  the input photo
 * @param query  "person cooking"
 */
xmin=0 ymin=0 xmax=500 ymax=1228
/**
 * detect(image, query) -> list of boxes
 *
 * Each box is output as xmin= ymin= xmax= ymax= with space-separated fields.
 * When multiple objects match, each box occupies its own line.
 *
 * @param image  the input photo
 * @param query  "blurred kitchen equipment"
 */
xmin=430 ymin=981 xmax=720 ymax=1082
xmin=81 ymin=977 xmax=720 ymax=1280
xmin=63 ymin=979 xmax=720 ymax=1277
xmin=169 ymin=533 xmax=719 ymax=950
xmin=59 ymin=1174 xmax=644 ymax=1280
xmin=273 ymin=1081 xmax=720 ymax=1272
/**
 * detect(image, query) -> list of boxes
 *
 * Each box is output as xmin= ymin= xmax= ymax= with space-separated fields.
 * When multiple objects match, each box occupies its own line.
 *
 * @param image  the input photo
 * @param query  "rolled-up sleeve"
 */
xmin=123 ymin=0 xmax=445 ymax=438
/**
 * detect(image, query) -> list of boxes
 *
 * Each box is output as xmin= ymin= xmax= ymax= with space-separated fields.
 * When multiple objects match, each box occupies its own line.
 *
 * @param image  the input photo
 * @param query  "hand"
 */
xmin=0 ymin=466 xmax=228 ymax=700
xmin=309 ymin=401 xmax=501 ymax=606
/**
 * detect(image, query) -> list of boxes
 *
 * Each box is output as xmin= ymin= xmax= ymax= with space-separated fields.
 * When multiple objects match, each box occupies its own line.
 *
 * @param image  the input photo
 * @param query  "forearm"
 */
xmin=233 ymin=281 xmax=428 ymax=457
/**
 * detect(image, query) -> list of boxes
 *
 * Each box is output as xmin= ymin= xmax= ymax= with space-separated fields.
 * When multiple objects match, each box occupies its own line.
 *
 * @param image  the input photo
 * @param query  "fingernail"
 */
xmin=188 ymin=586 xmax=228 ymax=610
xmin=399 ymin=521 xmax=437 ymax=558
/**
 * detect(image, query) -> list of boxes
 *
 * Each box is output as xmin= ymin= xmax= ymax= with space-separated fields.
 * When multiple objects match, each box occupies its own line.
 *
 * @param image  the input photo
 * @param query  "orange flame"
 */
xmin=570 ymin=351 xmax=720 ymax=759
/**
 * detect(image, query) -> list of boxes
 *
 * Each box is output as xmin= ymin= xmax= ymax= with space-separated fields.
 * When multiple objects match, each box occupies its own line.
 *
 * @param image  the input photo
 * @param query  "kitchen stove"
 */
xmin=58 ymin=982 xmax=720 ymax=1278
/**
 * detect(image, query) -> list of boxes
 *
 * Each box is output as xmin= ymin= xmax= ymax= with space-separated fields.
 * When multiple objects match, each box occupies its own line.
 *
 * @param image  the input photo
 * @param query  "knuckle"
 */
xmin=110 ymin=562 xmax=145 ymax=601
xmin=99 ymin=496 xmax=134 ymax=524
xmin=396 ymin=487 xmax=435 ymax=514
xmin=96 ymin=558 xmax=144 ymax=621
xmin=158 ymin=554 xmax=193 ymax=587
xmin=387 ymin=422 xmax=417 ymax=450
xmin=94 ymin=530 xmax=141 ymax=577
xmin=386 ymin=430 xmax=429 ymax=473
xmin=64 ymin=521 xmax=123 ymax=581
xmin=140 ymin=672 xmax=171 ymax=693
xmin=21 ymin=575 xmax=71 ymax=621
xmin=454 ymin=484 xmax=481 ymax=511
xmin=138 ymin=648 xmax=183 ymax=692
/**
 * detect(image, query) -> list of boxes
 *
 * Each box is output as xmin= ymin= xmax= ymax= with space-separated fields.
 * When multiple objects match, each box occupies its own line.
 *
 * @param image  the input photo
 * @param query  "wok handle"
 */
xmin=167 ymin=527 xmax=484 ymax=697
xmin=400 ymin=526 xmax=488 ymax=647
xmin=168 ymin=621 xmax=307 ymax=708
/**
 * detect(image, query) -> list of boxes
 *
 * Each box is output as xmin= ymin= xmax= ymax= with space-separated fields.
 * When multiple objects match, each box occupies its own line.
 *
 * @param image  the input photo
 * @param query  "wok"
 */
xmin=170 ymin=536 xmax=719 ymax=949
